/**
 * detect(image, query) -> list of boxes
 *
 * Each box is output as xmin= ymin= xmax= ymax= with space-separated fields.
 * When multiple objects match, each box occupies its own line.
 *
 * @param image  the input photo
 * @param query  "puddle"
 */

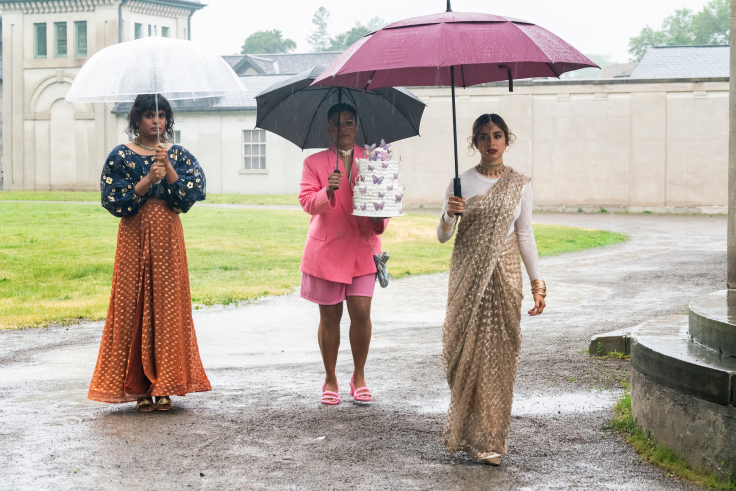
xmin=418 ymin=391 xmax=619 ymax=416
xmin=512 ymin=391 xmax=619 ymax=415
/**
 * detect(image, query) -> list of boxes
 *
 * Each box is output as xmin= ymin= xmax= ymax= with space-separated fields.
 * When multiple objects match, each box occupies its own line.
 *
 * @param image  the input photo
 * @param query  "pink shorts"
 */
xmin=300 ymin=272 xmax=377 ymax=305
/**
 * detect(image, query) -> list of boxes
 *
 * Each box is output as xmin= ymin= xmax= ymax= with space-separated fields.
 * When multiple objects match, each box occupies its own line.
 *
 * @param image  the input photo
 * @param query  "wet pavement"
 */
xmin=0 ymin=213 xmax=725 ymax=490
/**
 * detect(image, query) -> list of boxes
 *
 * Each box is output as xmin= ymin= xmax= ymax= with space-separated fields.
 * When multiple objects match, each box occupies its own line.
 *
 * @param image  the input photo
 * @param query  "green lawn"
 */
xmin=0 ymin=190 xmax=299 ymax=206
xmin=0 ymin=201 xmax=627 ymax=329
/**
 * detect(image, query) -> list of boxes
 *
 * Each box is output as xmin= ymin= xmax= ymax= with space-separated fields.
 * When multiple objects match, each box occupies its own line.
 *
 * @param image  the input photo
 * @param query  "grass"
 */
xmin=596 ymin=341 xmax=631 ymax=360
xmin=0 ymin=200 xmax=627 ymax=329
xmin=0 ymin=191 xmax=299 ymax=206
xmin=605 ymin=385 xmax=736 ymax=489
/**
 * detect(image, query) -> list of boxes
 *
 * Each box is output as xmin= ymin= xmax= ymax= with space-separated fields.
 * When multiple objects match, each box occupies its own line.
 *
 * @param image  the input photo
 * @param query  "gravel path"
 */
xmin=0 ymin=213 xmax=725 ymax=490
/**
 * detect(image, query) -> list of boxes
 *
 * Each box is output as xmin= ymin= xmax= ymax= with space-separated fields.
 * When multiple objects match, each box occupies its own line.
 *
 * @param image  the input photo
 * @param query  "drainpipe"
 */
xmin=187 ymin=9 xmax=195 ymax=40
xmin=118 ymin=0 xmax=130 ymax=44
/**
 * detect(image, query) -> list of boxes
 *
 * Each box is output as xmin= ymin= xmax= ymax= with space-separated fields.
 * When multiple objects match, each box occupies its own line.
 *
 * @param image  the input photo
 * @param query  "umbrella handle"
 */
xmin=454 ymin=177 xmax=462 ymax=217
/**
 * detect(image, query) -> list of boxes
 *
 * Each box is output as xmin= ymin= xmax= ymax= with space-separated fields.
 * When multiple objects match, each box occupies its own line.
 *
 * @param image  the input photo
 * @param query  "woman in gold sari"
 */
xmin=437 ymin=113 xmax=546 ymax=465
xmin=88 ymin=94 xmax=211 ymax=412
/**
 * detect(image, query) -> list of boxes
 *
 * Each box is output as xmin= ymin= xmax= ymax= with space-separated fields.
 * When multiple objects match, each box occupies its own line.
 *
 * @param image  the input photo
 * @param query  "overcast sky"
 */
xmin=191 ymin=0 xmax=715 ymax=63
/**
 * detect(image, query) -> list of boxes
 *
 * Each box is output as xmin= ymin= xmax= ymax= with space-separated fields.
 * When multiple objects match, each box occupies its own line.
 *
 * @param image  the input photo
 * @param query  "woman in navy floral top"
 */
xmin=88 ymin=94 xmax=212 ymax=412
xmin=100 ymin=134 xmax=205 ymax=215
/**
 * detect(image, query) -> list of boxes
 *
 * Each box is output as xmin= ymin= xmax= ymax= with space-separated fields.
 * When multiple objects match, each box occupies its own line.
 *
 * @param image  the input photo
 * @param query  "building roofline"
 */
xmin=649 ymin=44 xmax=729 ymax=49
xmin=241 ymin=51 xmax=343 ymax=57
xmin=0 ymin=0 xmax=205 ymax=9
xmin=464 ymin=76 xmax=729 ymax=88
xmin=109 ymin=76 xmax=729 ymax=115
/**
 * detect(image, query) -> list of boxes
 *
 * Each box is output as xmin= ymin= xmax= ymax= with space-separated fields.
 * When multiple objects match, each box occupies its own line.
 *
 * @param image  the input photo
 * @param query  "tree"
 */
xmin=328 ymin=17 xmax=387 ymax=51
xmin=628 ymin=0 xmax=729 ymax=62
xmin=307 ymin=7 xmax=331 ymax=52
xmin=693 ymin=0 xmax=730 ymax=44
xmin=628 ymin=26 xmax=669 ymax=62
xmin=241 ymin=30 xmax=296 ymax=54
xmin=661 ymin=8 xmax=695 ymax=46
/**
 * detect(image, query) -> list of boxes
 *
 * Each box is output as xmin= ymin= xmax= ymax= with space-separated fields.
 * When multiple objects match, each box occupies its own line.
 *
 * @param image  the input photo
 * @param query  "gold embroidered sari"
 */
xmin=442 ymin=167 xmax=531 ymax=459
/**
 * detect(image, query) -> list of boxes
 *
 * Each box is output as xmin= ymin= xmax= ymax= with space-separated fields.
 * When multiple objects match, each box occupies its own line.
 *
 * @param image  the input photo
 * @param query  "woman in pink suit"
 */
xmin=299 ymin=103 xmax=389 ymax=405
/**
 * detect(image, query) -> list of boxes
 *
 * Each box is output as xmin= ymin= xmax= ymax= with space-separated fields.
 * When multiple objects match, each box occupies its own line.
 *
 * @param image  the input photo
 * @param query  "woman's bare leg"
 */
xmin=346 ymin=296 xmax=372 ymax=389
xmin=318 ymin=303 xmax=343 ymax=397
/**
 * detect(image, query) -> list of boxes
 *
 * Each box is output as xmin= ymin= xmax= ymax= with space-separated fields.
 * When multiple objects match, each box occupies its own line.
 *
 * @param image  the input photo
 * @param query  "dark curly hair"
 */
xmin=468 ymin=113 xmax=516 ymax=154
xmin=125 ymin=93 xmax=175 ymax=143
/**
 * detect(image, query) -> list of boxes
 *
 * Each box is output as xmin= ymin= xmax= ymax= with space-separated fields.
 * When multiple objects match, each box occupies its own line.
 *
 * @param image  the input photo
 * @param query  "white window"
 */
xmin=134 ymin=23 xmax=142 ymax=40
xmin=174 ymin=130 xmax=181 ymax=144
xmin=162 ymin=26 xmax=170 ymax=38
xmin=243 ymin=130 xmax=266 ymax=170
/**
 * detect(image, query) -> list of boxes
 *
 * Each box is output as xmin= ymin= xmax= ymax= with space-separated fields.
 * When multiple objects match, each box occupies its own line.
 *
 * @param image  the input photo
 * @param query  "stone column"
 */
xmin=729 ymin=0 xmax=736 ymax=288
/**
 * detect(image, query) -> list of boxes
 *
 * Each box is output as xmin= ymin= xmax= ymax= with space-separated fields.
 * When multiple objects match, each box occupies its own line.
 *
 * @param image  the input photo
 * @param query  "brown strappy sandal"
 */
xmin=136 ymin=398 xmax=155 ymax=413
xmin=154 ymin=396 xmax=172 ymax=411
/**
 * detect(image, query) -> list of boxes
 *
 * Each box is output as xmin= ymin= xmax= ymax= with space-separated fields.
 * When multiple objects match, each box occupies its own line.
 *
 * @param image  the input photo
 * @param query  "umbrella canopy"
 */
xmin=312 ymin=11 xmax=597 ymax=90
xmin=311 ymin=2 xmax=597 ymax=206
xmin=65 ymin=36 xmax=246 ymax=103
xmin=255 ymin=65 xmax=426 ymax=150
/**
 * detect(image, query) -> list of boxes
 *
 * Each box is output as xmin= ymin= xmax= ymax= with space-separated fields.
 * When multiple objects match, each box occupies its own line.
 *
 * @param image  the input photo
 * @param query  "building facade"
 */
xmin=0 ymin=0 xmax=202 ymax=191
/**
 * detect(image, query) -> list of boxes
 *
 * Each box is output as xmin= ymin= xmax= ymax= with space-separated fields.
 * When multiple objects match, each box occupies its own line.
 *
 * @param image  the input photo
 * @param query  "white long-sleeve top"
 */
xmin=437 ymin=167 xmax=541 ymax=281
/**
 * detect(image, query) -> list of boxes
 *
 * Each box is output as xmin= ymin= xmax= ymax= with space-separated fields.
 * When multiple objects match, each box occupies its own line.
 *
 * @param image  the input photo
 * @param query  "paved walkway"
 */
xmin=0 ymin=213 xmax=725 ymax=490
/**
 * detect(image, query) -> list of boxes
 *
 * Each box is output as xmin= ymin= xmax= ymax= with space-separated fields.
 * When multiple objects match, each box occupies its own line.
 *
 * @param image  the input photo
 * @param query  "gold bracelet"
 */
xmin=439 ymin=213 xmax=456 ymax=232
xmin=531 ymin=279 xmax=547 ymax=298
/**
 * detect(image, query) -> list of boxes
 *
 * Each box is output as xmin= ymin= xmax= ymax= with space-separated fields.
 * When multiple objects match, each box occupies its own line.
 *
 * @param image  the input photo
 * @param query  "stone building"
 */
xmin=0 ymin=0 xmax=203 ymax=191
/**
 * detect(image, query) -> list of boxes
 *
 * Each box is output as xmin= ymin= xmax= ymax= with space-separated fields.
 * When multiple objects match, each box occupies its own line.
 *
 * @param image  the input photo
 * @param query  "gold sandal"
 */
xmin=154 ymin=396 xmax=172 ymax=411
xmin=136 ymin=398 xmax=155 ymax=413
xmin=478 ymin=452 xmax=502 ymax=466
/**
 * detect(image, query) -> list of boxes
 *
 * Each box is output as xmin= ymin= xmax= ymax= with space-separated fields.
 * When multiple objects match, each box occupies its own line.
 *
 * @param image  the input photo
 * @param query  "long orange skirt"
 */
xmin=88 ymin=201 xmax=211 ymax=403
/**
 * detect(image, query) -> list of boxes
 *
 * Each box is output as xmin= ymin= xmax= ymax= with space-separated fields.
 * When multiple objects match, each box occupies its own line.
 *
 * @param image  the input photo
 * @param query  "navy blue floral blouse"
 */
xmin=100 ymin=144 xmax=206 ymax=218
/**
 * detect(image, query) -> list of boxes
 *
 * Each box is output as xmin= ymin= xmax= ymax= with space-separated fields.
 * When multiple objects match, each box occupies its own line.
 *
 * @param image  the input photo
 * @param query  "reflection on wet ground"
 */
xmin=0 ymin=213 xmax=723 ymax=489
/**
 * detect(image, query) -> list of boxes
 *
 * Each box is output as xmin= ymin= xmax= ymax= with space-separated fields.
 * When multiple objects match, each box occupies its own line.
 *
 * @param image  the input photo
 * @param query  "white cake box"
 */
xmin=352 ymin=159 xmax=404 ymax=217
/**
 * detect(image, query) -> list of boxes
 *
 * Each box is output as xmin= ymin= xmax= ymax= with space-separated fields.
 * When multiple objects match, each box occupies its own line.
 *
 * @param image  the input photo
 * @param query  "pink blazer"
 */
xmin=299 ymin=145 xmax=389 ymax=284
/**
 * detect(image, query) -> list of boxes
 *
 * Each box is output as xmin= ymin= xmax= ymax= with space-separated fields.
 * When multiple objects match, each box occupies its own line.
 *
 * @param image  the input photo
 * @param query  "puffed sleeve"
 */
xmin=100 ymin=147 xmax=145 ymax=218
xmin=166 ymin=147 xmax=206 ymax=213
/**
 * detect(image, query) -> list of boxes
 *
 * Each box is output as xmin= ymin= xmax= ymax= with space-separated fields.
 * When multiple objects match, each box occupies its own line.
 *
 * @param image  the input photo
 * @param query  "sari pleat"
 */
xmin=88 ymin=201 xmax=211 ymax=403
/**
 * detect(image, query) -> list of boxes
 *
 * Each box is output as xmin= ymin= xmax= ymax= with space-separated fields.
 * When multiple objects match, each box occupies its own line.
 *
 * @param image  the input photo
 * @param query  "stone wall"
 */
xmin=392 ymin=78 xmax=729 ymax=210
xmin=631 ymin=369 xmax=736 ymax=480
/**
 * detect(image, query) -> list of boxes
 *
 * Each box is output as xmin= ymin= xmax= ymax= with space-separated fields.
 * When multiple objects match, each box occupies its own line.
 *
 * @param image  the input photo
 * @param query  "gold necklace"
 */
xmin=135 ymin=138 xmax=157 ymax=151
xmin=476 ymin=159 xmax=505 ymax=177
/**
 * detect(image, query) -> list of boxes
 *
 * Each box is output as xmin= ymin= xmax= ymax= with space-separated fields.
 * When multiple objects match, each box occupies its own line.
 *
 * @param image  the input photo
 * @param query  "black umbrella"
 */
xmin=255 ymin=65 xmax=426 ymax=176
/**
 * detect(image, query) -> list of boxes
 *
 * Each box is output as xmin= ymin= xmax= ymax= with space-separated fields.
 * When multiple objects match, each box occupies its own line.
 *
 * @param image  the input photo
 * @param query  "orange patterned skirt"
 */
xmin=88 ymin=200 xmax=211 ymax=403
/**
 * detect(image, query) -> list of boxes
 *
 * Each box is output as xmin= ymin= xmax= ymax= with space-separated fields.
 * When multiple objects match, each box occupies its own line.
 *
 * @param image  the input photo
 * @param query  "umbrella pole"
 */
xmin=450 ymin=66 xmax=462 ymax=215
xmin=155 ymin=93 xmax=160 ymax=144
xmin=335 ymin=89 xmax=342 ymax=173
xmin=333 ymin=89 xmax=342 ymax=190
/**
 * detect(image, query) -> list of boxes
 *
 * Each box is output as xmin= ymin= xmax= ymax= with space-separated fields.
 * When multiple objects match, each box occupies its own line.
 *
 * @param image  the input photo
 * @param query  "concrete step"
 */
xmin=689 ymin=290 xmax=736 ymax=356
xmin=631 ymin=315 xmax=736 ymax=405
xmin=588 ymin=328 xmax=632 ymax=356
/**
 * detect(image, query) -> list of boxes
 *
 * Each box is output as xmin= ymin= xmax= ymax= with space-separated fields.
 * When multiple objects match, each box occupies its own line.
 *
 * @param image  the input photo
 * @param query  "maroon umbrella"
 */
xmin=312 ymin=1 xmax=597 ymax=205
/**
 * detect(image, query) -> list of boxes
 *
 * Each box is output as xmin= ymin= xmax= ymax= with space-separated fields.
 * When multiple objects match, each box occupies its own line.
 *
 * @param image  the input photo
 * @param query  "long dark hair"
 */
xmin=125 ymin=94 xmax=174 ymax=142
xmin=468 ymin=113 xmax=516 ymax=153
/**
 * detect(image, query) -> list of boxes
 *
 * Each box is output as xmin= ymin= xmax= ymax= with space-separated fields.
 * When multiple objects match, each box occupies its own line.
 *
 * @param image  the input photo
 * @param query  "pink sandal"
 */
xmin=349 ymin=374 xmax=373 ymax=402
xmin=321 ymin=383 xmax=340 ymax=405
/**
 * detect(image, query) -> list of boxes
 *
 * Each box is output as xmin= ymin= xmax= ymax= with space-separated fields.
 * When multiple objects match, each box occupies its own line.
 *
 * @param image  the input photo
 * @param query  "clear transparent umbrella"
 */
xmin=65 ymin=35 xmax=247 ymax=140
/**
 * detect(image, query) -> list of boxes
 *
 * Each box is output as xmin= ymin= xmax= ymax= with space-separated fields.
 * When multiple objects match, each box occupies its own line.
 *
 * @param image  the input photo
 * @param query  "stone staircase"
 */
xmin=591 ymin=290 xmax=736 ymax=480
